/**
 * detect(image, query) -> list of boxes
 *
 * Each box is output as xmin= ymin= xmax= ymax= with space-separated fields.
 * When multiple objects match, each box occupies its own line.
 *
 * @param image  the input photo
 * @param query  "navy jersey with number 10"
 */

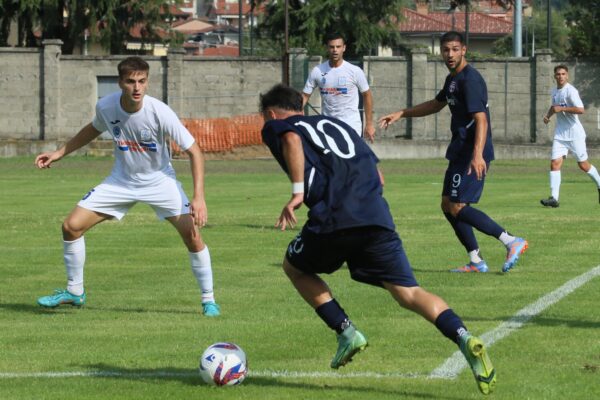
xmin=262 ymin=115 xmax=395 ymax=234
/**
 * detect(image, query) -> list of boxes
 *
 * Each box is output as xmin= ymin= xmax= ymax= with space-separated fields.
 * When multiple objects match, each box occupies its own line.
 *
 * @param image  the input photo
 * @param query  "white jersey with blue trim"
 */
xmin=92 ymin=92 xmax=195 ymax=186
xmin=303 ymin=60 xmax=369 ymax=136
xmin=551 ymin=83 xmax=586 ymax=141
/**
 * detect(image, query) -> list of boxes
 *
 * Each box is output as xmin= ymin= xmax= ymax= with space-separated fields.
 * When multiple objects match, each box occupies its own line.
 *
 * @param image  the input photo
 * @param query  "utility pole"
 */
xmin=547 ymin=0 xmax=551 ymax=49
xmin=513 ymin=0 xmax=522 ymax=56
xmin=238 ymin=0 xmax=243 ymax=56
xmin=283 ymin=0 xmax=290 ymax=85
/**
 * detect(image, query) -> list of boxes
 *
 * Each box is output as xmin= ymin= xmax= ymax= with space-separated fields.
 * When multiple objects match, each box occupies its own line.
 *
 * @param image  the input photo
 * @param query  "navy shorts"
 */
xmin=442 ymin=161 xmax=489 ymax=204
xmin=285 ymin=226 xmax=419 ymax=288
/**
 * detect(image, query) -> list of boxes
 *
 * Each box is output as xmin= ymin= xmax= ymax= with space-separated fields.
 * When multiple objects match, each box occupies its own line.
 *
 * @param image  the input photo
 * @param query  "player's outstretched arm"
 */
xmin=35 ymin=123 xmax=102 ymax=169
xmin=186 ymin=143 xmax=208 ymax=227
xmin=378 ymin=99 xmax=446 ymax=130
xmin=276 ymin=131 xmax=304 ymax=231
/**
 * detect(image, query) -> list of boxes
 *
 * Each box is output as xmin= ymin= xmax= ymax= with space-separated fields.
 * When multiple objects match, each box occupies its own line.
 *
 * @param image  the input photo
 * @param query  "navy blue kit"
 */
xmin=262 ymin=115 xmax=418 ymax=288
xmin=436 ymin=64 xmax=495 ymax=203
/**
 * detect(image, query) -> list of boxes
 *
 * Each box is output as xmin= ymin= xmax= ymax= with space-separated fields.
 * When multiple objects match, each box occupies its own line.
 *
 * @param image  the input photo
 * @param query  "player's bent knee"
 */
xmin=62 ymin=220 xmax=84 ymax=240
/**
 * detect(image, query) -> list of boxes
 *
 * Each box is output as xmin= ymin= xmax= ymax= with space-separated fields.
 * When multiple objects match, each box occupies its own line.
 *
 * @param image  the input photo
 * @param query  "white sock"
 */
xmin=550 ymin=170 xmax=561 ymax=200
xmin=499 ymin=231 xmax=516 ymax=246
xmin=64 ymin=237 xmax=85 ymax=296
xmin=189 ymin=247 xmax=215 ymax=303
xmin=468 ymin=249 xmax=482 ymax=264
xmin=586 ymin=165 xmax=600 ymax=188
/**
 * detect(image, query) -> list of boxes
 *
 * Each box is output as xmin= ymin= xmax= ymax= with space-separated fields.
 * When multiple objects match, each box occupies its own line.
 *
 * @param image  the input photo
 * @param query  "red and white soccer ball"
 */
xmin=199 ymin=342 xmax=248 ymax=386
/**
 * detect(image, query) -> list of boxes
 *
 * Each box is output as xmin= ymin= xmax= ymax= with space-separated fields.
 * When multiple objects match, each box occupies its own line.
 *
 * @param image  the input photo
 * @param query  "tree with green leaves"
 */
xmin=565 ymin=0 xmax=600 ymax=57
xmin=255 ymin=0 xmax=408 ymax=59
xmin=0 ymin=0 xmax=182 ymax=54
xmin=492 ymin=6 xmax=569 ymax=58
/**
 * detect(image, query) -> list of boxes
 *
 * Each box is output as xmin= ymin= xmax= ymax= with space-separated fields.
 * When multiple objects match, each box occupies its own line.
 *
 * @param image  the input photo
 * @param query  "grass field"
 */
xmin=0 ymin=156 xmax=599 ymax=400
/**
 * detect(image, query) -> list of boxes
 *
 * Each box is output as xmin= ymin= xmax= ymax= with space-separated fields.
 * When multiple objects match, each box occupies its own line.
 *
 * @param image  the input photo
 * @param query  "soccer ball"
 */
xmin=199 ymin=342 xmax=247 ymax=386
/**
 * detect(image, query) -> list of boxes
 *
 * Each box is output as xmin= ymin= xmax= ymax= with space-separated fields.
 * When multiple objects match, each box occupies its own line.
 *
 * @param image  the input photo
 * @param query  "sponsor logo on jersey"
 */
xmin=116 ymin=140 xmax=157 ymax=152
xmin=319 ymin=87 xmax=348 ymax=96
xmin=110 ymin=119 xmax=121 ymax=124
xmin=449 ymin=81 xmax=457 ymax=93
xmin=113 ymin=126 xmax=122 ymax=138
xmin=140 ymin=129 xmax=152 ymax=143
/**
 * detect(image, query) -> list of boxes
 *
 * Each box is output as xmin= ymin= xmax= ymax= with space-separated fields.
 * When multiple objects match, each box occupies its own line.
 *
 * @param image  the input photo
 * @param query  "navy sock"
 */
xmin=456 ymin=206 xmax=504 ymax=239
xmin=444 ymin=212 xmax=479 ymax=252
xmin=315 ymin=299 xmax=351 ymax=334
xmin=434 ymin=309 xmax=468 ymax=345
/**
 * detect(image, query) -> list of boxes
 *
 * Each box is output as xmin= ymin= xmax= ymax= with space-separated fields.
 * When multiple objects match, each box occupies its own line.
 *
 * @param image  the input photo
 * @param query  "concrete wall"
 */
xmin=1 ymin=42 xmax=599 ymax=152
xmin=0 ymin=48 xmax=41 ymax=140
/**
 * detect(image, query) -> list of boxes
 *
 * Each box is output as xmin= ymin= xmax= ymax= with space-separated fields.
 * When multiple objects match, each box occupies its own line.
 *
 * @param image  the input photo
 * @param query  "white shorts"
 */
xmin=78 ymin=177 xmax=190 ymax=220
xmin=551 ymin=137 xmax=588 ymax=162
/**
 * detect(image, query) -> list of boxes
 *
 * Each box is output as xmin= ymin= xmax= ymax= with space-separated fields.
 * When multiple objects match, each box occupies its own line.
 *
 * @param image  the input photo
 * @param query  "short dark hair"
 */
xmin=259 ymin=84 xmax=303 ymax=113
xmin=554 ymin=64 xmax=568 ymax=73
xmin=325 ymin=32 xmax=345 ymax=45
xmin=117 ymin=56 xmax=150 ymax=79
xmin=440 ymin=31 xmax=465 ymax=45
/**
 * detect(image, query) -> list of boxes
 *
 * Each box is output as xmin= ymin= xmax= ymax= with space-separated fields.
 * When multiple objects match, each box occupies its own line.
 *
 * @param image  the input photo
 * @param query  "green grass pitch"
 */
xmin=0 ymin=156 xmax=599 ymax=399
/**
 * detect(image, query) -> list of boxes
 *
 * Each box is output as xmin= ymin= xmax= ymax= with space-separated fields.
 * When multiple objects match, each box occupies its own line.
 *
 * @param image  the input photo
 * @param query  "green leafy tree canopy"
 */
xmin=256 ymin=0 xmax=408 ymax=59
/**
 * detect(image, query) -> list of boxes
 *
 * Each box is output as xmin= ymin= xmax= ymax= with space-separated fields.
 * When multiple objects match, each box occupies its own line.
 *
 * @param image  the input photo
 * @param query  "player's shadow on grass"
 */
xmin=83 ymin=305 xmax=199 ymax=315
xmin=0 ymin=302 xmax=198 ymax=316
xmin=463 ymin=314 xmax=600 ymax=329
xmin=0 ymin=302 xmax=72 ymax=315
xmin=81 ymin=363 xmax=455 ymax=399
xmin=249 ymin=376 xmax=456 ymax=399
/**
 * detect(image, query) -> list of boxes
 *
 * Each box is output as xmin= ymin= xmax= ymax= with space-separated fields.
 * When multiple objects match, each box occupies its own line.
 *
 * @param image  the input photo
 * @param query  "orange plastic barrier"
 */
xmin=174 ymin=114 xmax=264 ymax=155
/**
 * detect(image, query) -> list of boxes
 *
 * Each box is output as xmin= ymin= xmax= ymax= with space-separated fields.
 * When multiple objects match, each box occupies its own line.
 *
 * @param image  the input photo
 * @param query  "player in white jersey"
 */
xmin=541 ymin=64 xmax=600 ymax=207
xmin=34 ymin=57 xmax=220 ymax=316
xmin=302 ymin=32 xmax=375 ymax=142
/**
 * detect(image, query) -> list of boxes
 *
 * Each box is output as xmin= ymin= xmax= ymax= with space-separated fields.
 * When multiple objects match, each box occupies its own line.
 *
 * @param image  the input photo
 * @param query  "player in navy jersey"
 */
xmin=260 ymin=83 xmax=496 ymax=395
xmin=379 ymin=31 xmax=527 ymax=273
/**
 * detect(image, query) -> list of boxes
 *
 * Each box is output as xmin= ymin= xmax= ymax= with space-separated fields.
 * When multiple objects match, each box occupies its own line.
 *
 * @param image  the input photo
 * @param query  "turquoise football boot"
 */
xmin=37 ymin=289 xmax=86 ymax=308
xmin=202 ymin=301 xmax=221 ymax=317
xmin=330 ymin=325 xmax=368 ymax=369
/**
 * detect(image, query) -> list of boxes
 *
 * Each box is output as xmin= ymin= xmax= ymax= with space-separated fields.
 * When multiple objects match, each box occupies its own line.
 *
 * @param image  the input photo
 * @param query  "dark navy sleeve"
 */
xmin=435 ymin=75 xmax=450 ymax=103
xmin=435 ymin=89 xmax=446 ymax=103
xmin=462 ymin=75 xmax=488 ymax=114
xmin=262 ymin=119 xmax=300 ymax=174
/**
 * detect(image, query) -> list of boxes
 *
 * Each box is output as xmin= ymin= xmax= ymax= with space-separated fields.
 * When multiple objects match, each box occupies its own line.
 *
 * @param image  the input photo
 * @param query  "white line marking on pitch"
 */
xmin=429 ymin=264 xmax=600 ymax=379
xmin=1 ymin=265 xmax=598 ymax=381
xmin=0 ymin=370 xmax=425 ymax=380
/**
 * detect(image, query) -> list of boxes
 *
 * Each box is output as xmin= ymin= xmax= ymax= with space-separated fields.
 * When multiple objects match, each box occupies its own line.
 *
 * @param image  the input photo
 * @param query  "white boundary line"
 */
xmin=2 ymin=265 xmax=599 ymax=381
xmin=0 ymin=370 xmax=425 ymax=380
xmin=429 ymin=264 xmax=600 ymax=379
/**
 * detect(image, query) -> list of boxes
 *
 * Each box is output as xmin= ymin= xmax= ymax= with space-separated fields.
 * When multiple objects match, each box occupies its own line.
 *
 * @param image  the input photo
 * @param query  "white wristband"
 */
xmin=292 ymin=182 xmax=304 ymax=194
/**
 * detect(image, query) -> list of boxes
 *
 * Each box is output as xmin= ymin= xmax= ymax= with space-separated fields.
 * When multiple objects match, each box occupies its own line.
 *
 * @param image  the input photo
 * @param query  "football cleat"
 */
xmin=540 ymin=196 xmax=559 ymax=208
xmin=459 ymin=334 xmax=496 ymax=395
xmin=37 ymin=289 xmax=86 ymax=308
xmin=331 ymin=325 xmax=368 ymax=369
xmin=502 ymin=237 xmax=528 ymax=272
xmin=450 ymin=260 xmax=489 ymax=273
xmin=202 ymin=301 xmax=221 ymax=317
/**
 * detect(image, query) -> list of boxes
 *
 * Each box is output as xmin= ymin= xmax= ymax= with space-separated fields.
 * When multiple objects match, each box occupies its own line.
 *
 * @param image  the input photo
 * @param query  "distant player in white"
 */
xmin=302 ymin=32 xmax=375 ymax=142
xmin=541 ymin=64 xmax=600 ymax=207
xmin=34 ymin=57 xmax=220 ymax=316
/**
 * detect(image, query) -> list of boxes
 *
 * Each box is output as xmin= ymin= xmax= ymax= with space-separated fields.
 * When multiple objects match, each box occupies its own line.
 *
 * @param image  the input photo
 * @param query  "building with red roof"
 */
xmin=382 ymin=0 xmax=532 ymax=56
